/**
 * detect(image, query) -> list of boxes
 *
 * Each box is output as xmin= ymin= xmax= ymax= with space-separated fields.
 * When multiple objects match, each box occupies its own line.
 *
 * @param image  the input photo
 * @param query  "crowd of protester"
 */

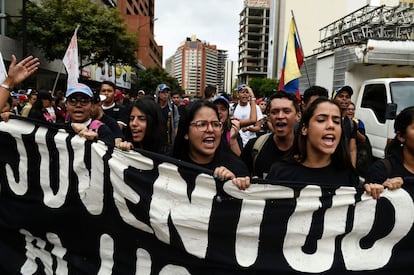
xmin=1 ymin=54 xmax=412 ymax=198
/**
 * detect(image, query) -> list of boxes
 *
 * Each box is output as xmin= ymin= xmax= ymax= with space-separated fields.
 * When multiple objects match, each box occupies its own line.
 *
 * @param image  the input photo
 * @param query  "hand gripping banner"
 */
xmin=0 ymin=117 xmax=413 ymax=274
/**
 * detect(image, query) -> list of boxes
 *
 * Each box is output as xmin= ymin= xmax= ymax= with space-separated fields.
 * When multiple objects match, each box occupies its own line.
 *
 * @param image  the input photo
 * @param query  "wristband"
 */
xmin=0 ymin=83 xmax=12 ymax=92
xmin=250 ymin=97 xmax=256 ymax=101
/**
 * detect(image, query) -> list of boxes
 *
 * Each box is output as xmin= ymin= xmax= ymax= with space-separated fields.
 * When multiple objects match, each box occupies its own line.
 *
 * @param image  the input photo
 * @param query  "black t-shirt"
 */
xmin=100 ymin=113 xmax=124 ymax=140
xmin=181 ymin=150 xmax=249 ymax=178
xmin=95 ymin=123 xmax=115 ymax=147
xmin=240 ymin=134 xmax=290 ymax=179
xmin=103 ymin=104 xmax=128 ymax=127
xmin=343 ymin=116 xmax=357 ymax=141
xmin=266 ymin=161 xmax=359 ymax=187
xmin=365 ymin=155 xmax=414 ymax=193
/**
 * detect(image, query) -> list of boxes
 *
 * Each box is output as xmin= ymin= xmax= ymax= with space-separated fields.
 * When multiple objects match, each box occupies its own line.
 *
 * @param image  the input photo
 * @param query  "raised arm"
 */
xmin=1 ymin=55 xmax=40 ymax=109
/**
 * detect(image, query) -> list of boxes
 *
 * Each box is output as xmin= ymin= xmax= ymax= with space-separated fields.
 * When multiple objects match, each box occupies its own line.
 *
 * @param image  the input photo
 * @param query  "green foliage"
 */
xmin=248 ymin=78 xmax=279 ymax=98
xmin=135 ymin=67 xmax=182 ymax=95
xmin=9 ymin=0 xmax=137 ymax=65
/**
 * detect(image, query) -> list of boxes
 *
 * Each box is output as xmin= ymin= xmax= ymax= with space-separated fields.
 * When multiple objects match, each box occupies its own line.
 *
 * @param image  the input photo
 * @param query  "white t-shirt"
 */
xmin=232 ymin=103 xmax=263 ymax=147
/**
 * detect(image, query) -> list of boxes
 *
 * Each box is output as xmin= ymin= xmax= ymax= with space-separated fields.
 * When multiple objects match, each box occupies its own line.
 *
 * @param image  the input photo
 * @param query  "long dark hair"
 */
xmin=126 ymin=97 xmax=167 ymax=153
xmin=173 ymin=100 xmax=223 ymax=160
xmin=285 ymin=97 xmax=353 ymax=170
xmin=385 ymin=106 xmax=414 ymax=160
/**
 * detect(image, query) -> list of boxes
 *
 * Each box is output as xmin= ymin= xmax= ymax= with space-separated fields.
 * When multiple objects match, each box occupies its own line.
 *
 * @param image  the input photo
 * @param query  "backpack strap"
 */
xmin=89 ymin=120 xmax=104 ymax=132
xmin=252 ymin=133 xmax=272 ymax=174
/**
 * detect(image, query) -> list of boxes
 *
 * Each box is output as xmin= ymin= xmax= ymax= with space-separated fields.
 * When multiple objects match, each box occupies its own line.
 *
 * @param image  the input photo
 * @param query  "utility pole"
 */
xmin=22 ymin=0 xmax=27 ymax=58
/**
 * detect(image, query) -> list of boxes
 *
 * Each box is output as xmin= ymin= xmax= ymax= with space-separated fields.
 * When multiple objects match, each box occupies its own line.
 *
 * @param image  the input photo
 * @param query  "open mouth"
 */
xmin=203 ymin=137 xmax=216 ymax=148
xmin=322 ymin=135 xmax=336 ymax=146
xmin=275 ymin=122 xmax=287 ymax=130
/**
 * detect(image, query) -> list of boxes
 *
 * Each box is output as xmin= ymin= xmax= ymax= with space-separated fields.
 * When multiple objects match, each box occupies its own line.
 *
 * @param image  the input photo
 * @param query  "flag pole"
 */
xmin=291 ymin=10 xmax=311 ymax=88
xmin=52 ymin=63 xmax=64 ymax=96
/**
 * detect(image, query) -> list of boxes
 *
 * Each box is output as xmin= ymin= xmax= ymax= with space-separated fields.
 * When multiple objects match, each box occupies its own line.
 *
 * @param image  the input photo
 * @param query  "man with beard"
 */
xmin=333 ymin=85 xmax=357 ymax=167
xmin=241 ymin=91 xmax=300 ymax=178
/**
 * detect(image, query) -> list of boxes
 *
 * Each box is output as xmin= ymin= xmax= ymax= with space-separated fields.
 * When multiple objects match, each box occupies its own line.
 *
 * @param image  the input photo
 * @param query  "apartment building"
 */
xmin=116 ymin=0 xmax=162 ymax=68
xmin=238 ymin=0 xmax=270 ymax=84
xmin=167 ymin=36 xmax=223 ymax=97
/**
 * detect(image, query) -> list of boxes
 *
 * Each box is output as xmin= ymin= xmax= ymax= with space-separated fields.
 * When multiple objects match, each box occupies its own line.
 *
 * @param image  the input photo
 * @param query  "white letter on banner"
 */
xmin=150 ymin=162 xmax=215 ymax=258
xmin=159 ymin=265 xmax=191 ymax=275
xmin=0 ymin=120 xmax=36 ymax=195
xmin=109 ymin=148 xmax=154 ymax=234
xmin=35 ymin=128 xmax=70 ymax=208
xmin=224 ymin=183 xmax=295 ymax=267
xmin=75 ymin=141 xmax=106 ymax=215
xmin=135 ymin=248 xmax=151 ymax=275
xmin=342 ymin=189 xmax=414 ymax=270
xmin=97 ymin=234 xmax=114 ymax=275
xmin=283 ymin=186 xmax=354 ymax=273
xmin=19 ymin=229 xmax=68 ymax=275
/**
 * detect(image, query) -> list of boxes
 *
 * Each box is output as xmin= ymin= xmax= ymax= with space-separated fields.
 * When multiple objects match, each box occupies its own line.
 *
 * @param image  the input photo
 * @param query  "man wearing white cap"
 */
xmin=66 ymin=83 xmax=115 ymax=146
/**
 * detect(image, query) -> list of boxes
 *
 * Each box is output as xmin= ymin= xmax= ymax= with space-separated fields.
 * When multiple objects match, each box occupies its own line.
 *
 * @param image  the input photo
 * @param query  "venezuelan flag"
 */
xmin=278 ymin=18 xmax=304 ymax=101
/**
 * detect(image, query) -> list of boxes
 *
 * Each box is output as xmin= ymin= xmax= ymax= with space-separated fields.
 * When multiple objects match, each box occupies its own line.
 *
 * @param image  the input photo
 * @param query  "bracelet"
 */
xmin=0 ymin=83 xmax=12 ymax=92
xmin=250 ymin=97 xmax=256 ymax=101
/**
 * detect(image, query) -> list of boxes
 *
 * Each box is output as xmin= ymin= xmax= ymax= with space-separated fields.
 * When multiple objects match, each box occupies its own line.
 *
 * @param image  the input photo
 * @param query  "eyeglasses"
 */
xmin=190 ymin=120 xmax=222 ymax=131
xmin=67 ymin=97 xmax=92 ymax=106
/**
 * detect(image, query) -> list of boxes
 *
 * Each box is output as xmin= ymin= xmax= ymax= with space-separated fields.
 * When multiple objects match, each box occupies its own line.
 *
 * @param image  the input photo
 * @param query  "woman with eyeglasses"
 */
xmin=65 ymin=83 xmax=115 ymax=146
xmin=172 ymin=100 xmax=250 ymax=190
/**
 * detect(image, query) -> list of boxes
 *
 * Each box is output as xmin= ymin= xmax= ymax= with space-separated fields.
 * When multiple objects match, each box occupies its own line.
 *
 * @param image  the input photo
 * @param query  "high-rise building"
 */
xmin=217 ymin=50 xmax=228 ymax=93
xmin=116 ymin=0 xmax=162 ymax=68
xmin=168 ymin=36 xmax=226 ymax=97
xmin=238 ymin=0 xmax=270 ymax=84
xmin=224 ymin=60 xmax=238 ymax=94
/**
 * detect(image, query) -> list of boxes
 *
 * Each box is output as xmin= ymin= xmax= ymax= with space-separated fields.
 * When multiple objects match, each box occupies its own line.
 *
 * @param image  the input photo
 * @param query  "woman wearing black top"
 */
xmin=28 ymin=90 xmax=55 ymax=123
xmin=266 ymin=97 xmax=359 ymax=187
xmin=173 ymin=100 xmax=250 ymax=190
xmin=116 ymin=97 xmax=168 ymax=154
xmin=364 ymin=106 xmax=413 ymax=199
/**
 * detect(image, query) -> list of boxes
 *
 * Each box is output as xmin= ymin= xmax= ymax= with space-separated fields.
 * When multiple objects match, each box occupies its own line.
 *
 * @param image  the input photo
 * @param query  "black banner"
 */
xmin=0 ymin=117 xmax=413 ymax=274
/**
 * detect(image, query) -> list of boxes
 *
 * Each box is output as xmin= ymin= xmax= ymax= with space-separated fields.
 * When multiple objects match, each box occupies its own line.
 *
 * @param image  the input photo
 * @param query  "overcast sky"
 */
xmin=154 ymin=0 xmax=244 ymax=64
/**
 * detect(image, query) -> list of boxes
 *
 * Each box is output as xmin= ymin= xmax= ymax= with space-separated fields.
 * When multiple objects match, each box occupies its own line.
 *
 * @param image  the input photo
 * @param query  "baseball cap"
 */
xmin=237 ymin=84 xmax=247 ymax=92
xmin=158 ymin=84 xmax=170 ymax=92
xmin=93 ymin=91 xmax=106 ymax=103
xmin=115 ymin=89 xmax=124 ymax=101
xmin=66 ymin=83 xmax=93 ymax=98
xmin=334 ymin=85 xmax=353 ymax=99
xmin=37 ymin=90 xmax=53 ymax=101
xmin=212 ymin=94 xmax=230 ymax=109
xmin=19 ymin=94 xmax=28 ymax=101
xmin=138 ymin=90 xmax=145 ymax=95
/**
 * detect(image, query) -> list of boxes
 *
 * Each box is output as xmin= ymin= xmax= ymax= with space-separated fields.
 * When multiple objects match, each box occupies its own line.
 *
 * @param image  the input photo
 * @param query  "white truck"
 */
xmin=354 ymin=77 xmax=414 ymax=159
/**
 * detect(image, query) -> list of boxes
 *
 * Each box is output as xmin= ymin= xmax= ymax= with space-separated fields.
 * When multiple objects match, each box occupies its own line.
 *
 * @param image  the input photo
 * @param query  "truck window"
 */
xmin=390 ymin=81 xmax=414 ymax=115
xmin=361 ymin=84 xmax=387 ymax=123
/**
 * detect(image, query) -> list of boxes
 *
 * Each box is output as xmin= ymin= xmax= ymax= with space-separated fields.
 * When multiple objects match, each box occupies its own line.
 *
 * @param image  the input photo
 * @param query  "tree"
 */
xmin=9 ymin=0 xmax=137 ymax=65
xmin=248 ymin=78 xmax=279 ymax=98
xmin=134 ymin=67 xmax=182 ymax=95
